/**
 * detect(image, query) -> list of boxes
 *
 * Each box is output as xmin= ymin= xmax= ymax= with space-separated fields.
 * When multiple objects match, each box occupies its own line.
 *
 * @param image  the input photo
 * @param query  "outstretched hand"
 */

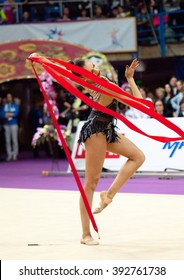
xmin=27 ymin=52 xmax=43 ymax=61
xmin=125 ymin=58 xmax=140 ymax=79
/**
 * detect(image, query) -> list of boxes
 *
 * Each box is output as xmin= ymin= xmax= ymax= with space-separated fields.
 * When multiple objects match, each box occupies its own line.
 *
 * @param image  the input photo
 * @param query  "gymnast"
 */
xmin=68 ymin=58 xmax=145 ymax=245
xmin=28 ymin=53 xmax=147 ymax=246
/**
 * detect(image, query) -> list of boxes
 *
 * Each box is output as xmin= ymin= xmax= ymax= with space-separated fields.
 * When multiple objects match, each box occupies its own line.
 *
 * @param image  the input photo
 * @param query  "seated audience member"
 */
xmin=154 ymin=98 xmax=167 ymax=117
xmin=163 ymin=83 xmax=175 ymax=117
xmin=169 ymin=75 xmax=178 ymax=95
xmin=60 ymin=6 xmax=72 ymax=21
xmin=170 ymin=80 xmax=184 ymax=116
xmin=178 ymin=97 xmax=184 ymax=117
xmin=117 ymin=5 xmax=131 ymax=18
xmin=124 ymin=86 xmax=152 ymax=119
xmin=21 ymin=10 xmax=31 ymax=23
xmin=77 ymin=8 xmax=90 ymax=20
xmin=0 ymin=7 xmax=7 ymax=24
xmin=93 ymin=4 xmax=106 ymax=19
xmin=155 ymin=87 xmax=165 ymax=101
xmin=2 ymin=0 xmax=14 ymax=23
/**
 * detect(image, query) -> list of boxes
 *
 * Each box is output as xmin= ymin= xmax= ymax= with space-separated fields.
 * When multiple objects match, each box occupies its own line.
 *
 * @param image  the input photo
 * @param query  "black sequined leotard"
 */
xmin=78 ymin=99 xmax=119 ymax=144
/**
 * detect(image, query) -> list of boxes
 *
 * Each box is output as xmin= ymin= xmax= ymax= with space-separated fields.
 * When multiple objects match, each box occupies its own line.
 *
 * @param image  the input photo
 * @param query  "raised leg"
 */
xmin=93 ymin=133 xmax=145 ymax=214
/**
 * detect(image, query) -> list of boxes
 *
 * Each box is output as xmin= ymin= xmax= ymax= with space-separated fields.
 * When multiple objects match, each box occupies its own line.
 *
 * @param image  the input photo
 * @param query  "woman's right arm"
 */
xmin=27 ymin=53 xmax=69 ymax=70
xmin=27 ymin=53 xmax=50 ymax=63
xmin=27 ymin=53 xmax=72 ymax=78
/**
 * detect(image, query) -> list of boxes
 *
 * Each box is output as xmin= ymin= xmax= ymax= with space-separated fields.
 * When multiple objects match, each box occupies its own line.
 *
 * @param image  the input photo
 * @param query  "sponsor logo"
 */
xmin=162 ymin=141 xmax=184 ymax=157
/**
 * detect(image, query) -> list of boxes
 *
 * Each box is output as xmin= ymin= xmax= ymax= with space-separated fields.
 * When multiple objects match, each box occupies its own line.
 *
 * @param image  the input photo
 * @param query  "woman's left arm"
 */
xmin=125 ymin=59 xmax=143 ymax=99
xmin=98 ymin=59 xmax=143 ymax=107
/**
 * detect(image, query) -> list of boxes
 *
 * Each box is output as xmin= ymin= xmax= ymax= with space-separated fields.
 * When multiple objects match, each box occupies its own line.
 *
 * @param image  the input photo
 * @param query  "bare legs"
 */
xmin=80 ymin=133 xmax=145 ymax=243
xmin=106 ymin=133 xmax=145 ymax=199
xmin=93 ymin=133 xmax=145 ymax=213
xmin=80 ymin=134 xmax=107 ymax=243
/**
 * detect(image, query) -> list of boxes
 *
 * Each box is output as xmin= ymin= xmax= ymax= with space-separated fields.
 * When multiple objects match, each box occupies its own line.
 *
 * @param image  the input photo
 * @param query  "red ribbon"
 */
xmin=29 ymin=56 xmax=184 ymax=142
xmin=30 ymin=62 xmax=99 ymax=235
xmin=28 ymin=54 xmax=184 ymax=236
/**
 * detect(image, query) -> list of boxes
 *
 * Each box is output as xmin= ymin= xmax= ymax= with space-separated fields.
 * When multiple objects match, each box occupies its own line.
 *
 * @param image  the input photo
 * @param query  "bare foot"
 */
xmin=93 ymin=191 xmax=112 ymax=214
xmin=80 ymin=236 xmax=99 ymax=245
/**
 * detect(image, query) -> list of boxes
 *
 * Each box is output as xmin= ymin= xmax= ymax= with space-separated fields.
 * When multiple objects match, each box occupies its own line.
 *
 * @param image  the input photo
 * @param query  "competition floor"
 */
xmin=0 ymin=156 xmax=184 ymax=260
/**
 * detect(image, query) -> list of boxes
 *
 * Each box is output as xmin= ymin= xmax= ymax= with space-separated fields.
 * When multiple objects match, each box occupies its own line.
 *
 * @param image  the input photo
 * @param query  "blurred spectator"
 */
xmin=117 ymin=85 xmax=131 ymax=115
xmin=110 ymin=0 xmax=121 ymax=9
xmin=56 ymin=87 xmax=72 ymax=126
xmin=124 ymin=85 xmax=152 ymax=118
xmin=146 ymin=88 xmax=155 ymax=101
xmin=136 ymin=2 xmax=152 ymax=45
xmin=47 ymin=3 xmax=61 ymax=21
xmin=150 ymin=0 xmax=163 ymax=13
xmin=0 ymin=7 xmax=7 ymax=24
xmin=93 ymin=4 xmax=106 ymax=19
xmin=154 ymin=98 xmax=168 ymax=116
xmin=169 ymin=75 xmax=178 ymax=95
xmin=60 ymin=6 xmax=72 ymax=21
xmin=21 ymin=0 xmax=50 ymax=22
xmin=110 ymin=6 xmax=119 ymax=17
xmin=168 ymin=0 xmax=184 ymax=40
xmin=72 ymin=87 xmax=91 ymax=121
xmin=176 ymin=79 xmax=184 ymax=95
xmin=77 ymin=8 xmax=90 ymax=20
xmin=21 ymin=0 xmax=30 ymax=12
xmin=0 ymin=96 xmax=5 ymax=161
xmin=117 ymin=5 xmax=131 ymax=17
xmin=170 ymin=79 xmax=184 ymax=116
xmin=178 ymin=97 xmax=184 ymax=117
xmin=28 ymin=99 xmax=46 ymax=158
xmin=155 ymin=86 xmax=165 ymax=100
xmin=67 ymin=87 xmax=91 ymax=136
xmin=163 ymin=83 xmax=175 ymax=117
xmin=20 ymin=10 xmax=31 ymax=23
xmin=3 ymin=0 xmax=15 ymax=23
xmin=152 ymin=0 xmax=168 ymax=27
xmin=1 ymin=93 xmax=20 ymax=161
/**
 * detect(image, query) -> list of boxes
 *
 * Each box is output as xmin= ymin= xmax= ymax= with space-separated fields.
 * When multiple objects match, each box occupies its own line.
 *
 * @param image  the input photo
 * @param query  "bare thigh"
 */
xmin=107 ymin=132 xmax=143 ymax=159
xmin=84 ymin=133 xmax=107 ymax=183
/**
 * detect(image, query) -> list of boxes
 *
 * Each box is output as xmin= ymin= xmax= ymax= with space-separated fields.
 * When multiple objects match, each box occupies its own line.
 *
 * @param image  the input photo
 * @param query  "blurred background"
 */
xmin=0 ymin=0 xmax=184 ymax=160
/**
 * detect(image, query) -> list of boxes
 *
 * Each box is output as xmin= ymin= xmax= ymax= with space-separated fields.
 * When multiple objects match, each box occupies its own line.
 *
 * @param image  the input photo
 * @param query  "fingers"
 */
xmin=28 ymin=52 xmax=38 ymax=58
xmin=27 ymin=52 xmax=38 ymax=61
xmin=125 ymin=59 xmax=139 ymax=71
xmin=130 ymin=58 xmax=140 ymax=69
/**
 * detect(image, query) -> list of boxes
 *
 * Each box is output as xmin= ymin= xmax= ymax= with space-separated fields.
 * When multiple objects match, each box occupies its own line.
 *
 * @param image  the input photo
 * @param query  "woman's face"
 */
xmin=6 ymin=93 xmax=13 ymax=103
xmin=164 ymin=84 xmax=171 ymax=93
xmin=176 ymin=81 xmax=184 ymax=92
xmin=83 ymin=60 xmax=100 ymax=77
xmin=155 ymin=100 xmax=164 ymax=114
xmin=180 ymin=103 xmax=184 ymax=112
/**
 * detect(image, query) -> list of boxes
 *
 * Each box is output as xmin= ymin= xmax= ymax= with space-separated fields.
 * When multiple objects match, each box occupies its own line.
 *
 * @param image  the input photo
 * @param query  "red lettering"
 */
xmin=74 ymin=143 xmax=120 ymax=159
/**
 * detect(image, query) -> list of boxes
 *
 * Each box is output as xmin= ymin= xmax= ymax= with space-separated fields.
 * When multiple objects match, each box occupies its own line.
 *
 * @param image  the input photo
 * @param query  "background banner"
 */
xmin=70 ymin=118 xmax=184 ymax=172
xmin=0 ymin=39 xmax=90 ymax=83
xmin=0 ymin=18 xmax=137 ymax=53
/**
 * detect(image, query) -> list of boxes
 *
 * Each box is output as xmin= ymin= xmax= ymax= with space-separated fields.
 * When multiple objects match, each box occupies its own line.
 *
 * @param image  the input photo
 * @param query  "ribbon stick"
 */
xmin=31 ymin=62 xmax=99 ymax=236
